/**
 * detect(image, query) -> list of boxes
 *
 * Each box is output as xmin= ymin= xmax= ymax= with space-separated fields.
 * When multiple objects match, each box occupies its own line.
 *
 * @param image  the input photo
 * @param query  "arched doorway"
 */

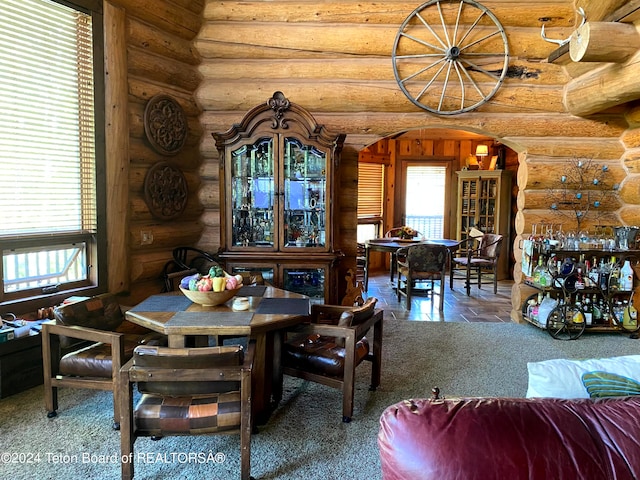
xmin=357 ymin=127 xmax=520 ymax=280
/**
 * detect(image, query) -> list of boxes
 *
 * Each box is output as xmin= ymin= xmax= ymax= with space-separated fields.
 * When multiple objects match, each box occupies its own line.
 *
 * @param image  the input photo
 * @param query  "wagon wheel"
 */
xmin=392 ymin=0 xmax=509 ymax=115
xmin=546 ymin=304 xmax=586 ymax=341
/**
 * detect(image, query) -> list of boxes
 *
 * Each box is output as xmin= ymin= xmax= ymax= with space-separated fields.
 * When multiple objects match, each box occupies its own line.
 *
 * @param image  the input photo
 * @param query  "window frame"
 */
xmin=357 ymin=160 xmax=386 ymax=241
xmin=0 ymin=0 xmax=106 ymax=313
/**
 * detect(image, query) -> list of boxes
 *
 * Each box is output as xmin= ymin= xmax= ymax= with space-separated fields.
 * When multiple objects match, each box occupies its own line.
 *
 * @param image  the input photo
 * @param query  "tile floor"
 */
xmin=365 ymin=271 xmax=515 ymax=323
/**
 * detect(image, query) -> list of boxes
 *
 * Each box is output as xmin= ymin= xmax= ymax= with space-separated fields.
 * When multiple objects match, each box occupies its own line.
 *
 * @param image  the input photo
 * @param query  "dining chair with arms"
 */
xmin=449 ymin=233 xmax=504 ymax=296
xmin=281 ymin=297 xmax=383 ymax=423
xmin=42 ymin=294 xmax=167 ymax=430
xmin=118 ymin=342 xmax=255 ymax=480
xmin=396 ymin=243 xmax=449 ymax=310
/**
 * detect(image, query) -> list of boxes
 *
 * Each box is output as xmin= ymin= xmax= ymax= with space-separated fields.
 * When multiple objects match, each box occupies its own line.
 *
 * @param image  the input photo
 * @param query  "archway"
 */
xmin=357 ymin=126 xmax=526 ymax=313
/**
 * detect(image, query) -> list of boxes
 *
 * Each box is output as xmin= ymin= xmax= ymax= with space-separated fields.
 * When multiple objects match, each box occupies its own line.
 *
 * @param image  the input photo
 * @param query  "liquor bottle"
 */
xmin=613 ymin=300 xmax=624 ymax=324
xmin=582 ymin=295 xmax=593 ymax=326
xmin=575 ymin=267 xmax=585 ymax=290
xmin=601 ymin=299 xmax=611 ymax=327
xmin=620 ymin=260 xmax=634 ymax=291
xmin=623 ymin=299 xmax=638 ymax=330
xmin=533 ymin=258 xmax=552 ymax=287
xmin=591 ymin=294 xmax=602 ymax=324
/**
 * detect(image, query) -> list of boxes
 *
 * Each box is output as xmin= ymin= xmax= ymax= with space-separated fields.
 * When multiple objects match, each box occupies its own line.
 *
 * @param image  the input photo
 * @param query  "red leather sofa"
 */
xmin=378 ymin=395 xmax=640 ymax=480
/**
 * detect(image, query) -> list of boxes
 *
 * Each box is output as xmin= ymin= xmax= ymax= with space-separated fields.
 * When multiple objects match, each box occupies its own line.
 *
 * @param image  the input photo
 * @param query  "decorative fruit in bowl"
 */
xmin=179 ymin=267 xmax=244 ymax=306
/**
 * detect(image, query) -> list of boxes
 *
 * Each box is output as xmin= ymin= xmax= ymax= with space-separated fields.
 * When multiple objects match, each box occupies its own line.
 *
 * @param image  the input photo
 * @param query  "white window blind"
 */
xmin=0 ymin=0 xmax=101 ymax=300
xmin=0 ymin=0 xmax=96 ymax=237
xmin=357 ymin=162 xmax=384 ymax=218
xmin=405 ymin=165 xmax=446 ymax=238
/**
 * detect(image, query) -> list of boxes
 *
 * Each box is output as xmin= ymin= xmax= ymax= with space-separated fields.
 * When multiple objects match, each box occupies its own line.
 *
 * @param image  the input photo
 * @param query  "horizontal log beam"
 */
xmin=204 ymin=2 xmax=574 ymax=28
xmin=127 ymin=17 xmax=201 ymax=65
xmin=107 ymin=0 xmax=202 ymax=40
xmin=505 ymin=137 xmax=624 ymax=159
xmin=199 ymin=58 xmax=567 ymax=86
xmin=517 ymin=189 xmax=622 ymax=211
xmin=196 ymin=24 xmax=567 ymax=61
xmin=549 ymin=0 xmax=640 ymax=63
xmin=564 ymin=51 xmax=640 ymax=116
xmin=200 ymin=112 xmax=627 ymax=149
xmin=128 ymin=47 xmax=202 ymax=92
xmin=195 ymin=81 xmax=565 ymax=114
xmin=514 ymin=209 xmax=620 ymax=236
xmin=570 ymin=22 xmax=640 ymax=63
xmin=517 ymin=158 xmax=626 ymax=190
xmin=130 ymin=221 xmax=203 ymax=251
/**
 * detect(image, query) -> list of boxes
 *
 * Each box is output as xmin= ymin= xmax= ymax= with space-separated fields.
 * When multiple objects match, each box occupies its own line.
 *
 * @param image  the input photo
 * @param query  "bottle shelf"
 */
xmin=521 ymin=241 xmax=640 ymax=339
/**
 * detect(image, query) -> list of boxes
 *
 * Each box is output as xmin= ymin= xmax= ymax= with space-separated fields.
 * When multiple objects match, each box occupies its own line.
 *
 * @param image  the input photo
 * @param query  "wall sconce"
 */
xmin=475 ymin=144 xmax=489 ymax=169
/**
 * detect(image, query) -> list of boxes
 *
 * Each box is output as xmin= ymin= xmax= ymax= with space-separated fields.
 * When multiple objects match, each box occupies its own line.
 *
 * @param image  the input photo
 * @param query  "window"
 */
xmin=357 ymin=162 xmax=384 ymax=242
xmin=0 ymin=0 xmax=105 ymax=308
xmin=404 ymin=165 xmax=447 ymax=238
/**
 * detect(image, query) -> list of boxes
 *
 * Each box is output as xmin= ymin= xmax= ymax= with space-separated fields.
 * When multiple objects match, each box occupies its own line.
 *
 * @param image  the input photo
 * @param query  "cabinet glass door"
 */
xmin=230 ymin=137 xmax=275 ymax=247
xmin=478 ymin=178 xmax=497 ymax=233
xmin=282 ymin=266 xmax=325 ymax=303
xmin=282 ymin=137 xmax=327 ymax=249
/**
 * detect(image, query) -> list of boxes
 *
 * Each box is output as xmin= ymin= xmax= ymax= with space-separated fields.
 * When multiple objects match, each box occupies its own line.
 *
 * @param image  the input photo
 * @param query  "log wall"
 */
xmin=194 ymin=0 xmax=639 ymax=322
xmin=104 ymin=0 xmax=205 ymax=304
xmin=100 ymin=1 xmax=640 ymax=317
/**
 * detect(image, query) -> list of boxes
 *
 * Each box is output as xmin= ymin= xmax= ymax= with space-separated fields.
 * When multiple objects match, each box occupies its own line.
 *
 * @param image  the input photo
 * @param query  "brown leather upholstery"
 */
xmin=284 ymin=335 xmax=370 ymax=377
xmin=42 ymin=294 xmax=166 ymax=429
xmin=119 ymin=343 xmax=254 ymax=480
xmin=282 ymin=297 xmax=383 ymax=422
xmin=378 ymin=395 xmax=640 ymax=480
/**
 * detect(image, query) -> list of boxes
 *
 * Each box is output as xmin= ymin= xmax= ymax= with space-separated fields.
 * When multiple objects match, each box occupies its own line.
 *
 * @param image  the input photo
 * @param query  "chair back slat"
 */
xmin=133 ymin=345 xmax=244 ymax=396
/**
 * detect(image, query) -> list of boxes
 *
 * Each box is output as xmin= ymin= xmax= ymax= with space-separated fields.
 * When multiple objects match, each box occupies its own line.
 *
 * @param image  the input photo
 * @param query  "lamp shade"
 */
xmin=475 ymin=144 xmax=489 ymax=157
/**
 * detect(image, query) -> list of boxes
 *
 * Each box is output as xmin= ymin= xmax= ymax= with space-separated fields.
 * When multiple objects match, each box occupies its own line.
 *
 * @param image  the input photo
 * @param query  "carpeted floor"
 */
xmin=1 ymin=320 xmax=639 ymax=480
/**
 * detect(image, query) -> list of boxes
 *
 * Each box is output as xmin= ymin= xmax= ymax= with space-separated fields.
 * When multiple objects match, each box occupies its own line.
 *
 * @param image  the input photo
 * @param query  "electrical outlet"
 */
xmin=141 ymin=230 xmax=154 ymax=245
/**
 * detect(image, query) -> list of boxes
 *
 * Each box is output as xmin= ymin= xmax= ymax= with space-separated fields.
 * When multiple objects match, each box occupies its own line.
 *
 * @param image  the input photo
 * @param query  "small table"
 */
xmin=125 ymin=286 xmax=310 ymax=423
xmin=364 ymin=238 xmax=461 ymax=291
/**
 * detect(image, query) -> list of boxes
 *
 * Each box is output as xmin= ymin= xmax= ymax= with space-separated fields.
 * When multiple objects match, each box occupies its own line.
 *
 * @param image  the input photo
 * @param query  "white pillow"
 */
xmin=526 ymin=355 xmax=640 ymax=399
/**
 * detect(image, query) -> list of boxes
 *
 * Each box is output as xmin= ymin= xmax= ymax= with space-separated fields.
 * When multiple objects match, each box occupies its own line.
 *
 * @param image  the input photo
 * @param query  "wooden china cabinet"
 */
xmin=212 ymin=92 xmax=346 ymax=304
xmin=455 ymin=169 xmax=512 ymax=279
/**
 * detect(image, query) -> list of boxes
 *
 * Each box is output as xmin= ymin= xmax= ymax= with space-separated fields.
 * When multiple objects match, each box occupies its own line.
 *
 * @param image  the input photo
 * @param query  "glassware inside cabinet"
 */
xmin=283 ymin=267 xmax=325 ymax=303
xmin=283 ymin=137 xmax=327 ymax=247
xmin=230 ymin=137 xmax=275 ymax=247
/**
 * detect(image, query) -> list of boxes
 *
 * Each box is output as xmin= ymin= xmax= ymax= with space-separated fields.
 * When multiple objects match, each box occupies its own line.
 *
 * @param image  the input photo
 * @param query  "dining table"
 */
xmin=125 ymin=285 xmax=311 ymax=424
xmin=364 ymin=237 xmax=461 ymax=291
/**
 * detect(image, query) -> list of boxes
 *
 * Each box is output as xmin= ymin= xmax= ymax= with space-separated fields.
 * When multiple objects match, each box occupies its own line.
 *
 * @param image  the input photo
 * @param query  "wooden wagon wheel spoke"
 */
xmin=392 ymin=0 xmax=509 ymax=115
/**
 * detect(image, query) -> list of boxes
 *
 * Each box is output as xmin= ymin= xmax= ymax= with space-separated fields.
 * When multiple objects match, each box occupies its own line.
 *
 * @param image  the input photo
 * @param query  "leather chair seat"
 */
xmin=284 ymin=334 xmax=370 ymax=378
xmin=134 ymin=391 xmax=242 ymax=436
xmin=59 ymin=330 xmax=165 ymax=378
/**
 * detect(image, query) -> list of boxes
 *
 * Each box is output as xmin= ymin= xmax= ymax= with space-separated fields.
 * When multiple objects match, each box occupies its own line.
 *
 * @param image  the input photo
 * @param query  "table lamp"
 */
xmin=475 ymin=144 xmax=489 ymax=169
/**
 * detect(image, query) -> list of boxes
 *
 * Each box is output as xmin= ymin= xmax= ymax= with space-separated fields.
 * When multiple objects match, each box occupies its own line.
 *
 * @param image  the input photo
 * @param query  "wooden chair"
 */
xmin=281 ymin=297 xmax=383 ymax=422
xmin=449 ymin=233 xmax=504 ymax=295
xmin=42 ymin=294 xmax=167 ymax=429
xmin=119 ymin=342 xmax=254 ymax=480
xmin=162 ymin=247 xmax=220 ymax=292
xmin=396 ymin=244 xmax=448 ymax=310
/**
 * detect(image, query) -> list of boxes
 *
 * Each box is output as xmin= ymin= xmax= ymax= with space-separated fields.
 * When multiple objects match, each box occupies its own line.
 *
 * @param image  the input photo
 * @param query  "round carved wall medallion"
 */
xmin=143 ymin=161 xmax=188 ymax=220
xmin=144 ymin=95 xmax=188 ymax=155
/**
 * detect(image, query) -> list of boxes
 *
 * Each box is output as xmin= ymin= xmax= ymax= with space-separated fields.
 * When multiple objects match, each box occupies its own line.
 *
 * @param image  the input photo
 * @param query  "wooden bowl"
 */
xmin=179 ymin=286 xmax=241 ymax=306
